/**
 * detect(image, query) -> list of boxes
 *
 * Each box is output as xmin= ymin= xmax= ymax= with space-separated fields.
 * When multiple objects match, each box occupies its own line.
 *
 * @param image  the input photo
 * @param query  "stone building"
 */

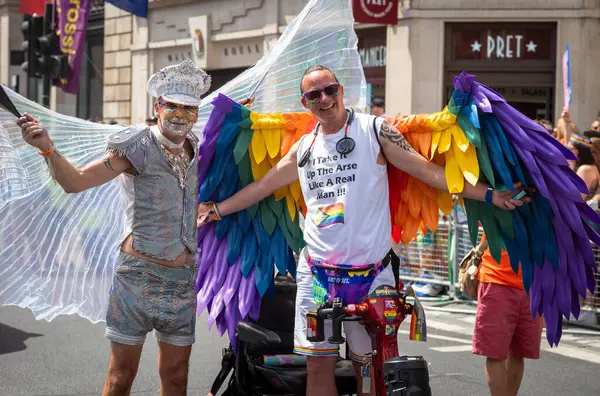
xmin=103 ymin=0 xmax=308 ymax=124
xmin=106 ymin=0 xmax=600 ymax=127
xmin=0 ymin=0 xmax=105 ymax=120
xmin=0 ymin=0 xmax=27 ymax=95
xmin=387 ymin=0 xmax=600 ymax=127
xmin=3 ymin=1 xmax=598 ymax=127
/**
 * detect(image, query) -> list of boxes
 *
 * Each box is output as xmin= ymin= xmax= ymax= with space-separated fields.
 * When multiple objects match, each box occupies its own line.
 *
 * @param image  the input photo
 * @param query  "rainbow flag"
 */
xmin=410 ymin=310 xmax=426 ymax=341
xmin=316 ymin=202 xmax=345 ymax=228
xmin=406 ymin=287 xmax=427 ymax=342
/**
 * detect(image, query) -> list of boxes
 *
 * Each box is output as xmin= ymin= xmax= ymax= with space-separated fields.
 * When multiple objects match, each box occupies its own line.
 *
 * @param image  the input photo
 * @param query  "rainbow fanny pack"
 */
xmin=306 ymin=256 xmax=387 ymax=305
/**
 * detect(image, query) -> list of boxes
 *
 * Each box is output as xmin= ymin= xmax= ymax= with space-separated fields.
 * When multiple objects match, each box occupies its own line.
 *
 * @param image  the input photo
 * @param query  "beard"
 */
xmin=160 ymin=118 xmax=193 ymax=136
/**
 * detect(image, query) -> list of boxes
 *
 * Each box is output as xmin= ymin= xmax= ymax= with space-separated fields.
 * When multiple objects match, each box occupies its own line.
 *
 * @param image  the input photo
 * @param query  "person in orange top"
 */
xmin=472 ymin=234 xmax=544 ymax=396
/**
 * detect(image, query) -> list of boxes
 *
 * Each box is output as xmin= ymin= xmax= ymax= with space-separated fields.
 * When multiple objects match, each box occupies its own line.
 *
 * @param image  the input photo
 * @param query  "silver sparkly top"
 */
xmin=106 ymin=125 xmax=199 ymax=259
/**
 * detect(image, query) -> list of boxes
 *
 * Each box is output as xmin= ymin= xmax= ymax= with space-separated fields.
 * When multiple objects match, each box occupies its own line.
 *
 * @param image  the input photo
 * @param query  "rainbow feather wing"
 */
xmin=196 ymin=94 xmax=315 ymax=347
xmin=453 ymin=72 xmax=599 ymax=346
xmin=391 ymin=72 xmax=599 ymax=346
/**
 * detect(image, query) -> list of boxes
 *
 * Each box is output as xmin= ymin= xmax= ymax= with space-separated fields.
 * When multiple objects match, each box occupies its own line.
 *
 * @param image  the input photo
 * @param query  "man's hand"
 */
xmin=492 ymin=183 xmax=532 ymax=210
xmin=17 ymin=112 xmax=53 ymax=151
xmin=197 ymin=202 xmax=216 ymax=227
xmin=238 ymin=97 xmax=255 ymax=107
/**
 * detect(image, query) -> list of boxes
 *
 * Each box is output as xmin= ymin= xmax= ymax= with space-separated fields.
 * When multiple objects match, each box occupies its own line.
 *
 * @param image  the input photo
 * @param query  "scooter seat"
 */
xmin=252 ymin=358 xmax=357 ymax=395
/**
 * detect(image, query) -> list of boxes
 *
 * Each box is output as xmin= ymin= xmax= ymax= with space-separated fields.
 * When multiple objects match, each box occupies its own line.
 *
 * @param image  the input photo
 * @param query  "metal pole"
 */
xmin=27 ymin=76 xmax=34 ymax=101
xmin=448 ymin=199 xmax=459 ymax=299
xmin=42 ymin=75 xmax=50 ymax=108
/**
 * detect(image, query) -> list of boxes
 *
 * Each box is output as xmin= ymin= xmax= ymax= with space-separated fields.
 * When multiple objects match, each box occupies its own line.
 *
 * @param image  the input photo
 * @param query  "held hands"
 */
xmin=197 ymin=201 xmax=222 ymax=227
xmin=16 ymin=112 xmax=52 ymax=152
xmin=492 ymin=183 xmax=533 ymax=210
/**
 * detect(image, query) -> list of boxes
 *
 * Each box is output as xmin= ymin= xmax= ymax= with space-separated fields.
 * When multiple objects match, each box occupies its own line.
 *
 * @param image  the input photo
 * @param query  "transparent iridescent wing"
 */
xmin=0 ymin=0 xmax=366 ymax=326
xmin=0 ymin=89 xmax=123 ymax=323
xmin=194 ymin=0 xmax=366 ymax=347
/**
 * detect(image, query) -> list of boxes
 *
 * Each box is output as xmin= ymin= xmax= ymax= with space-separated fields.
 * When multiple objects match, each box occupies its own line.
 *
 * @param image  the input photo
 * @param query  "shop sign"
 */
xmin=452 ymin=25 xmax=553 ymax=61
xmin=352 ymin=0 xmax=398 ymax=25
xmin=360 ymin=45 xmax=386 ymax=68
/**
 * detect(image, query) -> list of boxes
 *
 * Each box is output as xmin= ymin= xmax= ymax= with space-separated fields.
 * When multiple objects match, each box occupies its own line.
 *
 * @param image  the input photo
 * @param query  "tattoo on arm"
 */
xmin=379 ymin=121 xmax=417 ymax=154
xmin=104 ymin=157 xmax=116 ymax=172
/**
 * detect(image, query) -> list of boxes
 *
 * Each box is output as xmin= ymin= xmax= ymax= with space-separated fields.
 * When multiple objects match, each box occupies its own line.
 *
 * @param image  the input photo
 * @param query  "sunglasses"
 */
xmin=158 ymin=100 xmax=198 ymax=114
xmin=302 ymin=82 xmax=340 ymax=103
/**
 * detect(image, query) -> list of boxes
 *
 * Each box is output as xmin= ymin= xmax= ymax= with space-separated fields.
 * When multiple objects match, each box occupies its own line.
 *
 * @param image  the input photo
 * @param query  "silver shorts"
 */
xmin=105 ymin=251 xmax=198 ymax=346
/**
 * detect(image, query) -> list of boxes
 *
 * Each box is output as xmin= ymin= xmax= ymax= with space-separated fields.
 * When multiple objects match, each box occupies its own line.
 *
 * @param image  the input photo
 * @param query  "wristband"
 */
xmin=485 ymin=186 xmax=493 ymax=205
xmin=205 ymin=201 xmax=222 ymax=221
xmin=38 ymin=142 xmax=54 ymax=157
xmin=213 ymin=202 xmax=223 ymax=220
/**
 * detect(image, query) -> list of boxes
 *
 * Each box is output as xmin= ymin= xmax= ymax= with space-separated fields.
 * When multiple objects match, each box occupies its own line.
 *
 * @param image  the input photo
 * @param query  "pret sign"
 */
xmin=352 ymin=0 xmax=398 ymax=25
xmin=451 ymin=24 xmax=554 ymax=61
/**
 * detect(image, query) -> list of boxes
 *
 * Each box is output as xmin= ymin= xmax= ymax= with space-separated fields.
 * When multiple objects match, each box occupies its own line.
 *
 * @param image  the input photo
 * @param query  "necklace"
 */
xmin=152 ymin=127 xmax=190 ymax=187
xmin=161 ymin=144 xmax=191 ymax=187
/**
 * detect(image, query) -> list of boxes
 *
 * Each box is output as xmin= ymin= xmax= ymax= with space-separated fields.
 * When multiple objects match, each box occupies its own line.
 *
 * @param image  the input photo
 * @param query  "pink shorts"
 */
xmin=473 ymin=282 xmax=543 ymax=360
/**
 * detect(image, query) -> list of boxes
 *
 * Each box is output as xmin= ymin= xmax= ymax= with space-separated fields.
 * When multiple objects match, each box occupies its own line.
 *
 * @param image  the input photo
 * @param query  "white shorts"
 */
xmin=293 ymin=249 xmax=373 ymax=363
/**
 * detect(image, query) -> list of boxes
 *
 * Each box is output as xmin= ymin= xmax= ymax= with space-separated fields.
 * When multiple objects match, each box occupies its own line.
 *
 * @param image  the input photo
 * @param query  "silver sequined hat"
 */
xmin=146 ymin=59 xmax=211 ymax=106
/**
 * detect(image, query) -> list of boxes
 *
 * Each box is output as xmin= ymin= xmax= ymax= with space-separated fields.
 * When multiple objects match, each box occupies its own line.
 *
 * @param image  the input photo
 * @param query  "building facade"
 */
xmin=105 ymin=0 xmax=394 ymax=124
xmin=357 ymin=25 xmax=387 ymax=108
xmin=0 ymin=0 xmax=104 ymax=120
xmin=0 ymin=0 xmax=33 ymax=96
xmin=105 ymin=0 xmax=599 ymax=127
xmin=387 ymin=0 xmax=600 ymax=128
xmin=104 ymin=0 xmax=310 ymax=124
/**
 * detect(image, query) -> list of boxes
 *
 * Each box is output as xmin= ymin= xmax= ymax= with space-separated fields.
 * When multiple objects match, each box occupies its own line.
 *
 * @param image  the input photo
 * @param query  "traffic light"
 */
xmin=39 ymin=31 xmax=69 ymax=79
xmin=20 ymin=4 xmax=69 ymax=81
xmin=21 ymin=14 xmax=44 ymax=78
xmin=39 ymin=3 xmax=69 ymax=80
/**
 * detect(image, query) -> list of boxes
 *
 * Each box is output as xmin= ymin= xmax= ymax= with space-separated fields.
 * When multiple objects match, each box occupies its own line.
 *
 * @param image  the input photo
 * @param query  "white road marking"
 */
xmin=424 ymin=319 xmax=472 ymax=334
xmin=542 ymin=344 xmax=600 ymax=365
xmin=399 ymin=312 xmax=600 ymax=365
xmin=398 ymin=330 xmax=470 ymax=344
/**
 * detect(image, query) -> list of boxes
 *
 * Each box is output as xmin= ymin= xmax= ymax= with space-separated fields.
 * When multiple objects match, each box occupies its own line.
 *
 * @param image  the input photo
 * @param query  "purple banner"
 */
xmin=55 ymin=0 xmax=92 ymax=94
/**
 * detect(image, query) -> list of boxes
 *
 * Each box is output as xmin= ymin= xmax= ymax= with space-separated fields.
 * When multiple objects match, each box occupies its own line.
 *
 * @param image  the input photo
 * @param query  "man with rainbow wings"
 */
xmin=195 ymin=64 xmax=543 ymax=395
xmin=0 ymin=0 xmax=598 ymax=394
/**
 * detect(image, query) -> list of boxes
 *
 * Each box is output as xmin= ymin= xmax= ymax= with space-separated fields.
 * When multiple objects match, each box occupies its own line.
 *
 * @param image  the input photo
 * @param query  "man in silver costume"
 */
xmin=17 ymin=59 xmax=209 ymax=396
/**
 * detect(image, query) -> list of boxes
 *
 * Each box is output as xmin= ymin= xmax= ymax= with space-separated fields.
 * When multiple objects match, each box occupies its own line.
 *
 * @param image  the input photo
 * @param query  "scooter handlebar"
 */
xmin=317 ymin=297 xmax=348 ymax=344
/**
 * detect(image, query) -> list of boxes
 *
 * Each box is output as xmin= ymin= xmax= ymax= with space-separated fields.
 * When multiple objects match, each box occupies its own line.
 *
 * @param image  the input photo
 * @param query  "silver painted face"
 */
xmin=157 ymin=100 xmax=198 ymax=136
xmin=161 ymin=118 xmax=193 ymax=136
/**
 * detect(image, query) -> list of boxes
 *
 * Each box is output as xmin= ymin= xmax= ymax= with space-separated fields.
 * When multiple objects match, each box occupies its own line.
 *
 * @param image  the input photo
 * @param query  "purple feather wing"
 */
xmin=195 ymin=94 xmax=303 ymax=350
xmin=455 ymin=72 xmax=599 ymax=346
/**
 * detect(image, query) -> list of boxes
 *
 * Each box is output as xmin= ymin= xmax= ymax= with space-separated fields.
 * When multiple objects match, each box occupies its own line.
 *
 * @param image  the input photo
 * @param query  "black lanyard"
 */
xmin=298 ymin=108 xmax=356 ymax=168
